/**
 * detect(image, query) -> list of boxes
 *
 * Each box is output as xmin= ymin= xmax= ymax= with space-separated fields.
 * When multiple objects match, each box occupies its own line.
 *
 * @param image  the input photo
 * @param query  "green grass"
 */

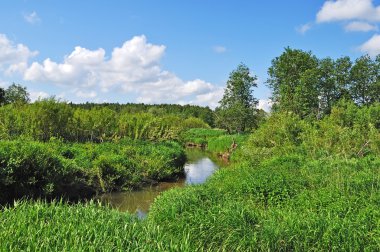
xmin=148 ymin=154 xmax=380 ymax=251
xmin=180 ymin=128 xmax=227 ymax=145
xmin=0 ymin=200 xmax=192 ymax=251
xmin=4 ymin=154 xmax=379 ymax=251
xmin=207 ymin=134 xmax=248 ymax=153
xmin=0 ymin=139 xmax=186 ymax=204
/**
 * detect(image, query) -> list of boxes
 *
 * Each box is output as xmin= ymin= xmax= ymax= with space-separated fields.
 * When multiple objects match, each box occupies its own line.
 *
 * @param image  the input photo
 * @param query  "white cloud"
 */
xmin=213 ymin=46 xmax=226 ymax=53
xmin=20 ymin=35 xmax=222 ymax=107
xmin=257 ymin=99 xmax=273 ymax=112
xmin=30 ymin=91 xmax=49 ymax=101
xmin=317 ymin=0 xmax=380 ymax=23
xmin=296 ymin=23 xmax=312 ymax=34
xmin=0 ymin=80 xmax=6 ymax=88
xmin=0 ymin=34 xmax=38 ymax=75
xmin=193 ymin=88 xmax=224 ymax=108
xmin=75 ymin=90 xmax=97 ymax=98
xmin=315 ymin=1 xmax=380 ymax=56
xmin=344 ymin=21 xmax=378 ymax=32
xmin=23 ymin=11 xmax=41 ymax=24
xmin=359 ymin=34 xmax=380 ymax=56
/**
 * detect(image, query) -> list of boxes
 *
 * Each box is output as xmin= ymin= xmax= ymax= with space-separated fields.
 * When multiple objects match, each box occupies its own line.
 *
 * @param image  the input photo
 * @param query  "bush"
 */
xmin=0 ymin=140 xmax=186 ymax=204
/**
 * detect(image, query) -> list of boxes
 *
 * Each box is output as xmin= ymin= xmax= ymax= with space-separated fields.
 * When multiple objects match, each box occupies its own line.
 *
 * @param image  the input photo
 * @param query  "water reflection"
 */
xmin=185 ymin=158 xmax=218 ymax=184
xmin=99 ymin=149 xmax=221 ymax=215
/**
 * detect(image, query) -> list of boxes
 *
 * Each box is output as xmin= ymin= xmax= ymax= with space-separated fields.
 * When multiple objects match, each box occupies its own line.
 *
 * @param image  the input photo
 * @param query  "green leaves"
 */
xmin=268 ymin=48 xmax=380 ymax=118
xmin=216 ymin=63 xmax=259 ymax=133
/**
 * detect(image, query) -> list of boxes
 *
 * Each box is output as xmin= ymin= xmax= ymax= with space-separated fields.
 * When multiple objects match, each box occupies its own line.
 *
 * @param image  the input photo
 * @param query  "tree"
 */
xmin=350 ymin=55 xmax=377 ymax=106
xmin=4 ymin=83 xmax=30 ymax=104
xmin=373 ymin=55 xmax=380 ymax=103
xmin=215 ymin=63 xmax=258 ymax=133
xmin=267 ymin=47 xmax=319 ymax=118
xmin=334 ymin=56 xmax=352 ymax=101
xmin=0 ymin=87 xmax=5 ymax=105
xmin=317 ymin=57 xmax=336 ymax=115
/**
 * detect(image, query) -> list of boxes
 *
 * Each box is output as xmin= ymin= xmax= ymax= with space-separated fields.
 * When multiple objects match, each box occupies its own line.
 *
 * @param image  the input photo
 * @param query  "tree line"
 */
xmin=0 ymin=98 xmax=211 ymax=142
xmin=268 ymin=48 xmax=380 ymax=118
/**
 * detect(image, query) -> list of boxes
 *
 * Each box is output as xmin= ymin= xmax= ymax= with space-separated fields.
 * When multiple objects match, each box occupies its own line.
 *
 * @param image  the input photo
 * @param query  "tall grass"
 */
xmin=0 ymin=200 xmax=193 ymax=251
xmin=148 ymin=155 xmax=380 ymax=251
xmin=0 ymin=139 xmax=185 ymax=204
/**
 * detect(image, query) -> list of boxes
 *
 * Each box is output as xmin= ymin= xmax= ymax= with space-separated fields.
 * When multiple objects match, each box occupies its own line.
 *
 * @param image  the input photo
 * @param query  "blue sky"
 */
xmin=0 ymin=1 xmax=380 ymax=110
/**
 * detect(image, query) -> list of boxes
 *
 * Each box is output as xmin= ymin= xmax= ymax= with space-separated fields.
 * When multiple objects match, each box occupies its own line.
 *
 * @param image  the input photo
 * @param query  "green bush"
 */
xmin=0 ymin=139 xmax=186 ymax=203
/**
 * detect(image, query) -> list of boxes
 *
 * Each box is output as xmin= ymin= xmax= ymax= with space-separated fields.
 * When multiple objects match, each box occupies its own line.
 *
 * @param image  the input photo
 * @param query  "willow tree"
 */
xmin=215 ymin=63 xmax=258 ymax=133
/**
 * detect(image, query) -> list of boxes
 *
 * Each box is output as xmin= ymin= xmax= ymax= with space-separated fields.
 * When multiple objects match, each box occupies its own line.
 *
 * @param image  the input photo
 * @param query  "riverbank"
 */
xmin=99 ymin=148 xmax=223 ymax=215
xmin=0 ymin=139 xmax=186 ymax=204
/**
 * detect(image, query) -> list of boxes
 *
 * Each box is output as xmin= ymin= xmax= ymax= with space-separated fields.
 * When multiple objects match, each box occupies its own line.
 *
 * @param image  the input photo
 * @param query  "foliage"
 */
xmin=267 ymin=48 xmax=380 ymax=118
xmin=3 ymin=83 xmax=30 ymax=104
xmin=0 ymin=200 xmax=191 ymax=251
xmin=215 ymin=63 xmax=259 ymax=133
xmin=0 ymin=87 xmax=5 ymax=105
xmin=71 ymin=102 xmax=215 ymax=126
xmin=0 ymin=98 xmax=211 ymax=142
xmin=350 ymin=54 xmax=380 ymax=106
xmin=180 ymin=128 xmax=226 ymax=145
xmin=0 ymin=140 xmax=186 ymax=204
xmin=242 ymin=100 xmax=380 ymax=163
xmin=267 ymin=47 xmax=319 ymax=118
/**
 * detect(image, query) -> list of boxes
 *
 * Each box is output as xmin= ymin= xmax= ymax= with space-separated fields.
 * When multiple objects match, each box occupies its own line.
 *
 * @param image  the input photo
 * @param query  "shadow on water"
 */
xmin=98 ymin=148 xmax=224 ymax=217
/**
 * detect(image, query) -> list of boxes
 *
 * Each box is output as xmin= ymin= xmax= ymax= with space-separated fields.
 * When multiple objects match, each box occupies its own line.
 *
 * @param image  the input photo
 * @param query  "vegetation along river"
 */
xmin=99 ymin=148 xmax=226 ymax=218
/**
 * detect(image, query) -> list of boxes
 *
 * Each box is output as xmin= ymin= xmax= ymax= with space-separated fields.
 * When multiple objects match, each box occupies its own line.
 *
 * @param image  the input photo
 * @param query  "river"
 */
xmin=99 ymin=148 xmax=224 ymax=218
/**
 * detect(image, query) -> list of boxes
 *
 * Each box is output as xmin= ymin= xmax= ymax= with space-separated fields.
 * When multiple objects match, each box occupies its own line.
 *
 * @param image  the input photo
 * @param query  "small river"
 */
xmin=99 ymin=149 xmax=225 ymax=218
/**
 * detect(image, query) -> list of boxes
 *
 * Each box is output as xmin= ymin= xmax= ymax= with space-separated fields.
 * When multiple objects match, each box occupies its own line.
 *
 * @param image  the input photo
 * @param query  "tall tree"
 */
xmin=267 ymin=47 xmax=319 ymax=118
xmin=334 ymin=56 xmax=352 ymax=101
xmin=215 ymin=63 xmax=258 ymax=133
xmin=4 ymin=83 xmax=30 ymax=104
xmin=350 ymin=55 xmax=377 ymax=106
xmin=318 ymin=57 xmax=337 ymax=115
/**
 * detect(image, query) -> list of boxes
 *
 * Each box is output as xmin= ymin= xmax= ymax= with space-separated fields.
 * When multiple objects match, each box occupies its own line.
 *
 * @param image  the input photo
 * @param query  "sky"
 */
xmin=0 ymin=0 xmax=380 ymax=111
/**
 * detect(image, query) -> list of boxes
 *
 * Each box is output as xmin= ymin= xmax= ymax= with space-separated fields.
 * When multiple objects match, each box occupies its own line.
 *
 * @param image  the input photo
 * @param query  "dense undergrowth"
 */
xmin=0 ymin=139 xmax=185 ymax=204
xmin=0 ymin=99 xmax=211 ymax=142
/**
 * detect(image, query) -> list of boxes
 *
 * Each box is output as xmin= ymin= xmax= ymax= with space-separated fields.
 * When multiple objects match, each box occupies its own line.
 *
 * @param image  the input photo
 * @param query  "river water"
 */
xmin=99 ymin=149 xmax=224 ymax=218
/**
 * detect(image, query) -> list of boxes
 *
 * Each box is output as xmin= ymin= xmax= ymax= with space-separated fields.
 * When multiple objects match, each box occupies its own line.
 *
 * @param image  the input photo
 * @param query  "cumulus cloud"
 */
xmin=317 ymin=0 xmax=380 ymax=23
xmin=23 ymin=11 xmax=41 ymax=24
xmin=344 ymin=21 xmax=378 ymax=32
xmin=213 ymin=46 xmax=227 ymax=53
xmin=20 ymin=35 xmax=222 ymax=107
xmin=315 ymin=1 xmax=380 ymax=56
xmin=359 ymin=34 xmax=380 ymax=56
xmin=0 ymin=34 xmax=38 ymax=75
xmin=30 ymin=91 xmax=50 ymax=101
xmin=296 ymin=23 xmax=312 ymax=34
xmin=257 ymin=99 xmax=273 ymax=112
